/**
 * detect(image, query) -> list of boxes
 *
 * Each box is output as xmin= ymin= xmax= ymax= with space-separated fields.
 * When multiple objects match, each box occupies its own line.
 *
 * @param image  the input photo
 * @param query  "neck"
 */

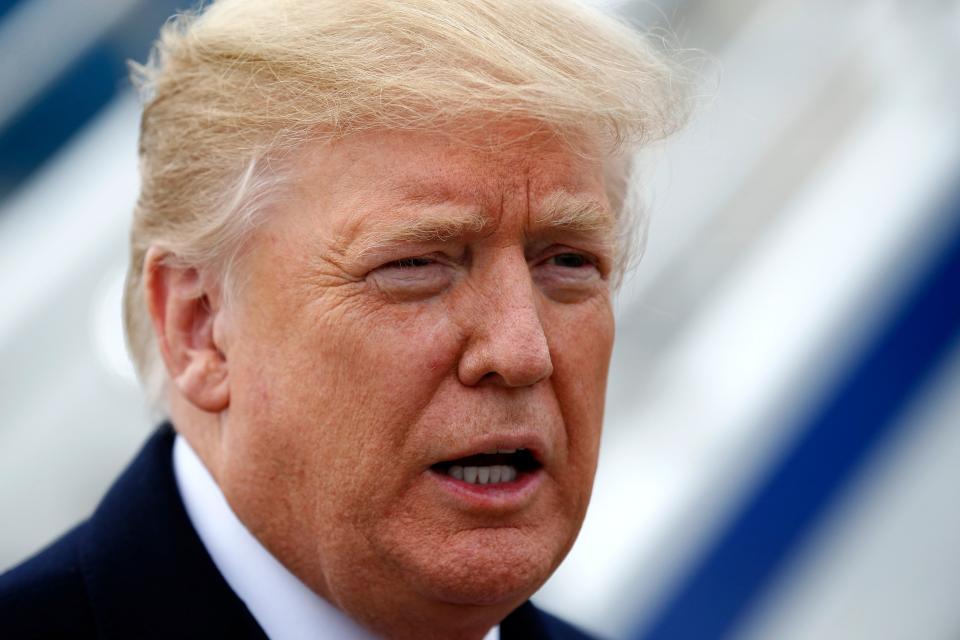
xmin=314 ymin=549 xmax=520 ymax=640
xmin=168 ymin=391 xmax=225 ymax=476
xmin=337 ymin=596 xmax=507 ymax=640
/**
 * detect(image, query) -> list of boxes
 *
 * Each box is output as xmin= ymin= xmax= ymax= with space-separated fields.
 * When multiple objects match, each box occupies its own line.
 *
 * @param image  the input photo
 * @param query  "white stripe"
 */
xmin=738 ymin=340 xmax=960 ymax=640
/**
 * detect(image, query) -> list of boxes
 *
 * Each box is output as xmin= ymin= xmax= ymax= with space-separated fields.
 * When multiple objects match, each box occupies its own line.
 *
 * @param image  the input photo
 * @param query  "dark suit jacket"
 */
xmin=0 ymin=425 xmax=595 ymax=639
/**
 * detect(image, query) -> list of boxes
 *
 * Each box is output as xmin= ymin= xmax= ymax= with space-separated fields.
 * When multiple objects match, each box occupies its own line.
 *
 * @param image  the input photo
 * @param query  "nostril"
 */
xmin=479 ymin=371 xmax=503 ymax=385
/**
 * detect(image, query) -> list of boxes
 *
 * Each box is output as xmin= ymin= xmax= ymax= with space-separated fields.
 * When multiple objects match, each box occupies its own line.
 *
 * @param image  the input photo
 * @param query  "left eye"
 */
xmin=549 ymin=253 xmax=591 ymax=268
xmin=533 ymin=249 xmax=605 ymax=301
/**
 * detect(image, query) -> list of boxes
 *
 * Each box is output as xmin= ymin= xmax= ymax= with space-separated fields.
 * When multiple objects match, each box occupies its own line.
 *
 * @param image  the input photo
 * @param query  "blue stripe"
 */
xmin=0 ymin=0 xmax=25 ymax=23
xmin=0 ymin=45 xmax=125 ymax=196
xmin=632 ymin=187 xmax=960 ymax=640
xmin=0 ymin=0 xmax=187 ymax=201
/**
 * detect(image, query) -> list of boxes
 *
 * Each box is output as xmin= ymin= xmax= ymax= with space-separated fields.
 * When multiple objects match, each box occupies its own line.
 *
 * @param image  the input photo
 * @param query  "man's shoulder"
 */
xmin=0 ymin=425 xmax=265 ymax=639
xmin=0 ymin=522 xmax=98 ymax=638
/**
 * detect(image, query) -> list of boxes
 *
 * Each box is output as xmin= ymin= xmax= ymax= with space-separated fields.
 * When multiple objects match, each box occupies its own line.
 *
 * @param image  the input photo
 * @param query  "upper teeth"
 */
xmin=450 ymin=465 xmax=517 ymax=484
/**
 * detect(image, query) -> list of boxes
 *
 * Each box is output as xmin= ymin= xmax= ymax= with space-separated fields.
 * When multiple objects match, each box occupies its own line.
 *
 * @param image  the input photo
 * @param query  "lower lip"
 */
xmin=428 ymin=468 xmax=544 ymax=510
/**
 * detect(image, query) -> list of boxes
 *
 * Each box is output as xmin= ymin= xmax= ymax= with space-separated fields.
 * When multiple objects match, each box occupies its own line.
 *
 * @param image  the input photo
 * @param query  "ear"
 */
xmin=144 ymin=247 xmax=230 ymax=413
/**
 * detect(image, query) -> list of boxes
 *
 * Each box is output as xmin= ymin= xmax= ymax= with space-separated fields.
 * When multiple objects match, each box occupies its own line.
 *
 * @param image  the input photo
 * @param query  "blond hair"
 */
xmin=125 ymin=0 xmax=690 ymax=408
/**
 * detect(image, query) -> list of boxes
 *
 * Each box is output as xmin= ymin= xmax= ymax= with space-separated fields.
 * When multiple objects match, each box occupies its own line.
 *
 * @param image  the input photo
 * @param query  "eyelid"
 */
xmin=365 ymin=243 xmax=466 ymax=268
xmin=549 ymin=250 xmax=596 ymax=264
xmin=381 ymin=256 xmax=435 ymax=268
xmin=378 ymin=250 xmax=460 ymax=270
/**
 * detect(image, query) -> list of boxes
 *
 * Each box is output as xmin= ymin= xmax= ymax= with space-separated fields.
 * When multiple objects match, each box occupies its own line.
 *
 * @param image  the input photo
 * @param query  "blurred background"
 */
xmin=1 ymin=0 xmax=959 ymax=639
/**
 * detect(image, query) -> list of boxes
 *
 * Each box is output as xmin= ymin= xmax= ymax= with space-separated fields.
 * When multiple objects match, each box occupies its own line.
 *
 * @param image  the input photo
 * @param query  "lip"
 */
xmin=427 ymin=466 xmax=545 ymax=511
xmin=430 ymin=433 xmax=548 ymax=468
xmin=425 ymin=432 xmax=549 ymax=511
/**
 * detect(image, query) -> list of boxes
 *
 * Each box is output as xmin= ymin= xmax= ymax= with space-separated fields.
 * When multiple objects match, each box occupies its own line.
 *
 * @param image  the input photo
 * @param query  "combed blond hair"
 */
xmin=125 ymin=0 xmax=689 ymax=408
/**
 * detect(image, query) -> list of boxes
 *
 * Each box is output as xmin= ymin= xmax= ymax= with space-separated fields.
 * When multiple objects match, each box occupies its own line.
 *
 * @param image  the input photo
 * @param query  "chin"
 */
xmin=397 ymin=526 xmax=569 ymax=607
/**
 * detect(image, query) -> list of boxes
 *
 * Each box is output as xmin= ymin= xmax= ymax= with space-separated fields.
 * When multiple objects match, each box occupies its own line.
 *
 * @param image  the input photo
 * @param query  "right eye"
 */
xmin=368 ymin=256 xmax=453 ymax=300
xmin=386 ymin=257 xmax=434 ymax=268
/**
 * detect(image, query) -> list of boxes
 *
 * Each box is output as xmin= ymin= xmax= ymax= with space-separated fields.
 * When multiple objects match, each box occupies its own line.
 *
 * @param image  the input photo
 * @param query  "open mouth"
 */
xmin=430 ymin=449 xmax=541 ymax=486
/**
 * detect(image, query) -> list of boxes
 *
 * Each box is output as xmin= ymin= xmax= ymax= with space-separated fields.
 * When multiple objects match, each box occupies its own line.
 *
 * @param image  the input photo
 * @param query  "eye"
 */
xmin=368 ymin=255 xmax=453 ymax=300
xmin=388 ymin=257 xmax=434 ymax=268
xmin=549 ymin=253 xmax=592 ymax=269
xmin=533 ymin=249 xmax=605 ymax=302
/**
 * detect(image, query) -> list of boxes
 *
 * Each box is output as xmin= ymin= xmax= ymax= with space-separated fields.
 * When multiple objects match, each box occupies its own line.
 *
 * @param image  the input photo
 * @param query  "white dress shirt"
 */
xmin=173 ymin=435 xmax=500 ymax=640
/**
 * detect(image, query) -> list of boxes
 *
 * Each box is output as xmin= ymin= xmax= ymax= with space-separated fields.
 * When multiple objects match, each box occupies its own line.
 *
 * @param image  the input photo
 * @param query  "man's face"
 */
xmin=214 ymin=126 xmax=616 ymax=625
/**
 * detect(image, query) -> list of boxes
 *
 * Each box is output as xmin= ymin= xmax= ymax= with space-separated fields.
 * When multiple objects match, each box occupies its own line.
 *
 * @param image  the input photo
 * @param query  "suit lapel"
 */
xmin=78 ymin=425 xmax=267 ymax=639
xmin=501 ymin=600 xmax=597 ymax=640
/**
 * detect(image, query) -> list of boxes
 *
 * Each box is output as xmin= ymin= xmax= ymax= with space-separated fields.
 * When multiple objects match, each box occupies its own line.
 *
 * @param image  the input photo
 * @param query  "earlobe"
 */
xmin=144 ymin=247 xmax=230 ymax=413
xmin=173 ymin=350 xmax=230 ymax=413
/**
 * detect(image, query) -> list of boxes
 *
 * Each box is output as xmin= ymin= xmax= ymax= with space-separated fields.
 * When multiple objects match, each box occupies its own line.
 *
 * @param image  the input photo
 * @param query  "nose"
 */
xmin=457 ymin=258 xmax=554 ymax=388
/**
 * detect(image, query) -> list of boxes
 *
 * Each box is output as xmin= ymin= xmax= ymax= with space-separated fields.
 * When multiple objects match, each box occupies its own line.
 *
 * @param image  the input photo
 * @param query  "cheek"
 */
xmin=330 ymin=299 xmax=462 ymax=408
xmin=544 ymin=298 xmax=614 ymax=482
xmin=221 ymin=290 xmax=467 ymax=574
xmin=236 ymin=293 xmax=463 ymax=483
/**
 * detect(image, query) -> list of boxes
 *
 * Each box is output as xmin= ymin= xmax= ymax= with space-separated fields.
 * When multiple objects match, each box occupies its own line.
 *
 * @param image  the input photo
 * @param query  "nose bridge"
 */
xmin=487 ymin=258 xmax=544 ymax=341
xmin=457 ymin=251 xmax=553 ymax=387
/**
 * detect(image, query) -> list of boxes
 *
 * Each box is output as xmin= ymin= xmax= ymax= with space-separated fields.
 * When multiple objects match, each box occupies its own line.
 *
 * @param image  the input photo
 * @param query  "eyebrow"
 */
xmin=351 ymin=209 xmax=489 ymax=258
xmin=533 ymin=191 xmax=616 ymax=238
xmin=348 ymin=190 xmax=614 ymax=258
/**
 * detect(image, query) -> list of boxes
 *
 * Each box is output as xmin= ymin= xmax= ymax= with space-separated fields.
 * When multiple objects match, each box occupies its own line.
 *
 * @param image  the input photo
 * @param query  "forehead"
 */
xmin=286 ymin=128 xmax=611 ymax=239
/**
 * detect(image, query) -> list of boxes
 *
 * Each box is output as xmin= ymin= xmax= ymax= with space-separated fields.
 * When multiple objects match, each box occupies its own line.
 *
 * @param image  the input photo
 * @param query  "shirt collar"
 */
xmin=172 ymin=434 xmax=499 ymax=640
